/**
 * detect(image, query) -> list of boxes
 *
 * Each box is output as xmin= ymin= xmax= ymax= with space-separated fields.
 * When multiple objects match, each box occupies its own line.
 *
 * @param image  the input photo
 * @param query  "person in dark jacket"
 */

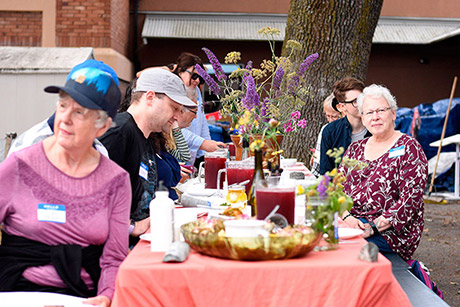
xmin=319 ymin=77 xmax=371 ymax=174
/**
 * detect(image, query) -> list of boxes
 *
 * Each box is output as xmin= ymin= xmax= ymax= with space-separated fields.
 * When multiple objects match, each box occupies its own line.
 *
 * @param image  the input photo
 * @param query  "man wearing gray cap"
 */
xmin=99 ymin=68 xmax=195 ymax=242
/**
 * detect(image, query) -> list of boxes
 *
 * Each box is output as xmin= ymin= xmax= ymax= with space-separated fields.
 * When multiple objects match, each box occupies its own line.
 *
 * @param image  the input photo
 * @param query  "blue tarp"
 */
xmin=395 ymin=98 xmax=460 ymax=191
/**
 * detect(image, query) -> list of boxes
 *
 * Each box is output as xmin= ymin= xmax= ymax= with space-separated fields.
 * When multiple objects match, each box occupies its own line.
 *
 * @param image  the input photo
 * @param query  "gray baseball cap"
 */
xmin=135 ymin=68 xmax=196 ymax=107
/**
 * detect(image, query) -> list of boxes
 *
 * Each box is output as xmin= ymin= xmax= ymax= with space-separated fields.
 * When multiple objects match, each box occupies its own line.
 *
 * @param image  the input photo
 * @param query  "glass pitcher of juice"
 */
xmin=199 ymin=149 xmax=227 ymax=189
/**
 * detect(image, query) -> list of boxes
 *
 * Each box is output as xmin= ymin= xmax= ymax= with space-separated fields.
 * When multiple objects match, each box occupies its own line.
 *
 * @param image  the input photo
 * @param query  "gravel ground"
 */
xmin=413 ymin=201 xmax=460 ymax=307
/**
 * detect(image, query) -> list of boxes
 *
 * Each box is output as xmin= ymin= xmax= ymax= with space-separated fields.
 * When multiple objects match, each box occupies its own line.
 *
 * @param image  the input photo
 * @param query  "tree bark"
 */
xmin=281 ymin=0 xmax=383 ymax=164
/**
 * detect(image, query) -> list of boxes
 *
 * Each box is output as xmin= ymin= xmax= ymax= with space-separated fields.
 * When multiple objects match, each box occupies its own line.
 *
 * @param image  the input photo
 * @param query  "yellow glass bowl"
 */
xmin=181 ymin=219 xmax=321 ymax=261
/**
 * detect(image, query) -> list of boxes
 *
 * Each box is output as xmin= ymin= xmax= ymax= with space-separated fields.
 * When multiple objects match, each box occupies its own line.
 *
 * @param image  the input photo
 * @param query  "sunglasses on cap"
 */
xmin=185 ymin=69 xmax=205 ymax=85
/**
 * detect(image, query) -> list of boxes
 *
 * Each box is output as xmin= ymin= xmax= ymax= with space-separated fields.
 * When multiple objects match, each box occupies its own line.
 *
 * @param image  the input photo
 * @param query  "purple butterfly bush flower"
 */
xmin=273 ymin=66 xmax=284 ymax=93
xmin=245 ymin=60 xmax=253 ymax=71
xmin=317 ymin=175 xmax=330 ymax=197
xmin=202 ymin=48 xmax=227 ymax=82
xmin=195 ymin=64 xmax=221 ymax=95
xmin=291 ymin=111 xmax=301 ymax=120
xmin=261 ymin=98 xmax=270 ymax=122
xmin=242 ymin=74 xmax=259 ymax=109
xmin=298 ymin=53 xmax=319 ymax=77
xmin=288 ymin=75 xmax=300 ymax=96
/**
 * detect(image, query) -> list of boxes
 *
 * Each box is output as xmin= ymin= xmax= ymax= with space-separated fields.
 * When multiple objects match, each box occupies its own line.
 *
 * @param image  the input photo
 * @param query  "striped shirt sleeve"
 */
xmin=170 ymin=128 xmax=191 ymax=162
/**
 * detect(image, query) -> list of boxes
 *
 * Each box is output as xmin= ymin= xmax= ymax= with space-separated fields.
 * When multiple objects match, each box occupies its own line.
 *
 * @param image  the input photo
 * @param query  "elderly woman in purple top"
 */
xmin=0 ymin=61 xmax=130 ymax=307
xmin=338 ymin=84 xmax=427 ymax=261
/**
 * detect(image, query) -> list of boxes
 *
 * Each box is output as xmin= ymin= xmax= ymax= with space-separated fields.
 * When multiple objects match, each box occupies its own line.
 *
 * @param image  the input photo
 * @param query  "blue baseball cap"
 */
xmin=44 ymin=60 xmax=121 ymax=119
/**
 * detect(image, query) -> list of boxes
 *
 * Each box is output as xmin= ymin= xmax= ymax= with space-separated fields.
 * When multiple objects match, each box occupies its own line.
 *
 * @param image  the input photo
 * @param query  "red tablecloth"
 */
xmin=112 ymin=239 xmax=410 ymax=307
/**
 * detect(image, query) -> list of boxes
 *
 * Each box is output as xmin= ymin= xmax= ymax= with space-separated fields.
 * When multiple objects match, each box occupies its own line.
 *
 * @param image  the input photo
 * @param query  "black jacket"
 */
xmin=0 ymin=231 xmax=103 ymax=297
xmin=319 ymin=117 xmax=371 ymax=175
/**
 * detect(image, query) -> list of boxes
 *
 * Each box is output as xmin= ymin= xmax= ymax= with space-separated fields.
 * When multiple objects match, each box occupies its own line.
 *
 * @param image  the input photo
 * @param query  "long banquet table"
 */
xmin=112 ymin=238 xmax=410 ymax=307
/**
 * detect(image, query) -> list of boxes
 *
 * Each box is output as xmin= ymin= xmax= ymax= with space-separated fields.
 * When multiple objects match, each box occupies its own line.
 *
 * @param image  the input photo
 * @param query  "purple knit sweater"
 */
xmin=0 ymin=142 xmax=131 ymax=299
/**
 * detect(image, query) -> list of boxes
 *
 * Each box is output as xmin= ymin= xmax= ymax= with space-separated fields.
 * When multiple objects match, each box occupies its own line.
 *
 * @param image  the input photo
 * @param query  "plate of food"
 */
xmin=338 ymin=228 xmax=363 ymax=239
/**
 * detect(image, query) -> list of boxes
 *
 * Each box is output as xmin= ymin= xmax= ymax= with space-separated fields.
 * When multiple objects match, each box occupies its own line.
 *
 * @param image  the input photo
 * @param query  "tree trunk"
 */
xmin=281 ymin=0 xmax=383 ymax=164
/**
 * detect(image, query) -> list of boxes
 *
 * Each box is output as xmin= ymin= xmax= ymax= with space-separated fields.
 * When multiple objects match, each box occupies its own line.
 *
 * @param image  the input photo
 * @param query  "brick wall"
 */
xmin=0 ymin=11 xmax=42 ymax=47
xmin=56 ymin=0 xmax=111 ymax=48
xmin=110 ymin=0 xmax=129 ymax=55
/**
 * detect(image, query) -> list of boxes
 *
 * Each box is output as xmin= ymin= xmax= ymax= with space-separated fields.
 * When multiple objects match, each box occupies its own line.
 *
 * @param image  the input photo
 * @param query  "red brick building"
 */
xmin=0 ymin=0 xmax=132 ymax=83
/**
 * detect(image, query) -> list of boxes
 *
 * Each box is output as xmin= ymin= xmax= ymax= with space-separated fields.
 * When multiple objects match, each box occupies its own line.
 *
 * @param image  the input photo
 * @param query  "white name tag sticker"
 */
xmin=139 ymin=161 xmax=148 ymax=180
xmin=388 ymin=145 xmax=405 ymax=158
xmin=37 ymin=204 xmax=66 ymax=224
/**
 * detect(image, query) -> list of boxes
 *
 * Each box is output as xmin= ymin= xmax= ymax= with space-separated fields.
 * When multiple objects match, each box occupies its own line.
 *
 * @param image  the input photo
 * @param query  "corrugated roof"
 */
xmin=141 ymin=12 xmax=460 ymax=44
xmin=0 ymin=47 xmax=94 ymax=73
xmin=142 ymin=13 xmax=286 ymax=41
xmin=374 ymin=17 xmax=460 ymax=44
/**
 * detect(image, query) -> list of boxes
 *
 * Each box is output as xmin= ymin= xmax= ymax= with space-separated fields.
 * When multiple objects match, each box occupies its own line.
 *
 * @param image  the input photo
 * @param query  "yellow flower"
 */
xmin=260 ymin=59 xmax=275 ymax=73
xmin=249 ymin=140 xmax=265 ymax=151
xmin=251 ymin=68 xmax=266 ymax=80
xmin=296 ymin=185 xmax=305 ymax=195
xmin=225 ymin=51 xmax=241 ymax=64
xmin=286 ymin=40 xmax=302 ymax=51
xmin=338 ymin=196 xmax=346 ymax=204
xmin=238 ymin=110 xmax=252 ymax=126
xmin=257 ymin=27 xmax=281 ymax=37
xmin=229 ymin=69 xmax=249 ymax=79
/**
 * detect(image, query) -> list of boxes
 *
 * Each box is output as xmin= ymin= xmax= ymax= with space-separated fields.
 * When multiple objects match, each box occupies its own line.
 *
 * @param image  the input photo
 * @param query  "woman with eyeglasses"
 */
xmin=338 ymin=84 xmax=428 ymax=261
xmin=172 ymin=52 xmax=226 ymax=169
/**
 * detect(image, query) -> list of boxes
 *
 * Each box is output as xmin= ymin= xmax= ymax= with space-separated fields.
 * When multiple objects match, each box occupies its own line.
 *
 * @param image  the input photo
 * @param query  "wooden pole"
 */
xmin=429 ymin=76 xmax=457 ymax=194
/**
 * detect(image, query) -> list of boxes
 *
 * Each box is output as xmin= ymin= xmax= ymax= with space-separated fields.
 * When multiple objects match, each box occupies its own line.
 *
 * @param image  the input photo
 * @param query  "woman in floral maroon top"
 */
xmin=339 ymin=84 xmax=428 ymax=261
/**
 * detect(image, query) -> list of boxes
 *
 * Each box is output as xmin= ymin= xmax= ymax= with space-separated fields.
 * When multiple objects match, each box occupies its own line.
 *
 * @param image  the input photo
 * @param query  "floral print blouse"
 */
xmin=338 ymin=134 xmax=428 ymax=260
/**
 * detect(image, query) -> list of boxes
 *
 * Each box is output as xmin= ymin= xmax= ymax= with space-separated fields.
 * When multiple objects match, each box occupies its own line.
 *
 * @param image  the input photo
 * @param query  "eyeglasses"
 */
xmin=186 ymin=108 xmax=198 ymax=115
xmin=362 ymin=107 xmax=392 ymax=117
xmin=185 ymin=69 xmax=205 ymax=85
xmin=343 ymin=98 xmax=358 ymax=108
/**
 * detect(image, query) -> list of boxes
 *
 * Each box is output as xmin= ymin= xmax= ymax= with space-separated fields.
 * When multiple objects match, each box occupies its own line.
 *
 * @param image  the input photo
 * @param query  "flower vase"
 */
xmin=306 ymin=195 xmax=339 ymax=251
xmin=230 ymin=134 xmax=243 ymax=161
xmin=249 ymin=134 xmax=284 ymax=166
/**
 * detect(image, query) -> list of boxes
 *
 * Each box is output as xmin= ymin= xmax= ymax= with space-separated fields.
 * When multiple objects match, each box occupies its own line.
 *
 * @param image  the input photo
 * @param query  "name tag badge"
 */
xmin=388 ymin=145 xmax=405 ymax=158
xmin=139 ymin=161 xmax=148 ymax=180
xmin=37 ymin=204 xmax=66 ymax=224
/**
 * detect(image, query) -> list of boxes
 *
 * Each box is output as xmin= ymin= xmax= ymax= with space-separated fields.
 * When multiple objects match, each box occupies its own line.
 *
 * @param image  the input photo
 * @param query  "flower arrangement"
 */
xmin=297 ymin=148 xmax=368 ymax=247
xmin=196 ymin=27 xmax=319 ymax=155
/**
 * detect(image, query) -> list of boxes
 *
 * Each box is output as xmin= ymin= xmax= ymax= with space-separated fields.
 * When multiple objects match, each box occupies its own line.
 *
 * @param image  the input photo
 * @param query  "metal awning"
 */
xmin=374 ymin=17 xmax=460 ymax=44
xmin=141 ymin=12 xmax=286 ymax=41
xmin=141 ymin=12 xmax=460 ymax=44
xmin=0 ymin=47 xmax=94 ymax=73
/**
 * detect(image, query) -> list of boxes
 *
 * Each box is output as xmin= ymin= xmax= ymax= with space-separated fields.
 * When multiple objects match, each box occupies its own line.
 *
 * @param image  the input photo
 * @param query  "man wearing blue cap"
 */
xmin=99 ymin=68 xmax=196 ymax=244
xmin=8 ymin=59 xmax=119 ymax=156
